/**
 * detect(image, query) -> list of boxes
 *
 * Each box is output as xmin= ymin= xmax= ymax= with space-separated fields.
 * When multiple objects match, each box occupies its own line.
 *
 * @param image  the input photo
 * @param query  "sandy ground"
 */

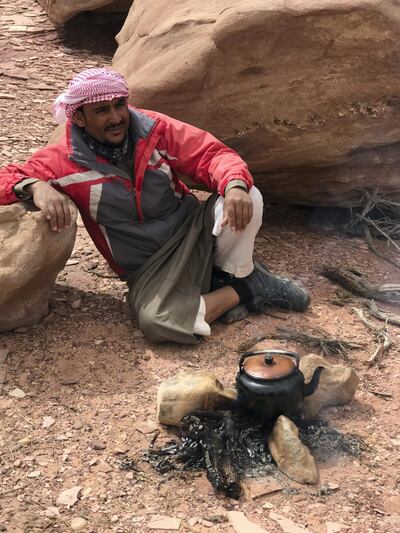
xmin=0 ymin=1 xmax=400 ymax=532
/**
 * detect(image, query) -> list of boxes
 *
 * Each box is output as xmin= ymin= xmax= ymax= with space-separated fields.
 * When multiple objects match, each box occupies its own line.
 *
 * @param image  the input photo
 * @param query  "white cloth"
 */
xmin=193 ymin=187 xmax=264 ymax=335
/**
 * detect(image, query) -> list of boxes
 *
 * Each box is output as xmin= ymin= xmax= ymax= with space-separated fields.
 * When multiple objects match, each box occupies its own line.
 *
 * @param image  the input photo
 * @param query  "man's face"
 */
xmin=73 ymin=97 xmax=129 ymax=146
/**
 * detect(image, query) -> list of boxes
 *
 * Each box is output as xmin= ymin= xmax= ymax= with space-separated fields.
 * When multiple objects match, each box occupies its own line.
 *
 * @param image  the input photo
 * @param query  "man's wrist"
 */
xmin=13 ymin=178 xmax=40 ymax=200
xmin=224 ymin=179 xmax=248 ymax=195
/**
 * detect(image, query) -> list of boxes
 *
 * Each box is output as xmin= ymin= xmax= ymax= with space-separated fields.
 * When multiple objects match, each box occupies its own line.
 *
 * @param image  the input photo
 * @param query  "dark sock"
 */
xmin=230 ymin=278 xmax=253 ymax=302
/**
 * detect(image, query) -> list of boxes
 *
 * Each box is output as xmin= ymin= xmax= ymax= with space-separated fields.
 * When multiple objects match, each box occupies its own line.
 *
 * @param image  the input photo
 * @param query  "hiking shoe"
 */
xmin=245 ymin=261 xmax=310 ymax=313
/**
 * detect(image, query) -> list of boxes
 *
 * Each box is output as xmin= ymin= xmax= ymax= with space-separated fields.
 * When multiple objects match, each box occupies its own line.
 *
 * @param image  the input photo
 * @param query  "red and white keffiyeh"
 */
xmin=53 ymin=67 xmax=129 ymax=124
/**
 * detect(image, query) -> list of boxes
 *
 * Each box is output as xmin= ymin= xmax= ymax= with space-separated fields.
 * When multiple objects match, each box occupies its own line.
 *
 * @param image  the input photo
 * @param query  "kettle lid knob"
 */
xmin=264 ymin=354 xmax=274 ymax=365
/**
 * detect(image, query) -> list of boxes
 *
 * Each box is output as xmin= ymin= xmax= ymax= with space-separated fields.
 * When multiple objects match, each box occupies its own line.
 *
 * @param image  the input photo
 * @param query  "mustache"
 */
xmin=106 ymin=122 xmax=125 ymax=130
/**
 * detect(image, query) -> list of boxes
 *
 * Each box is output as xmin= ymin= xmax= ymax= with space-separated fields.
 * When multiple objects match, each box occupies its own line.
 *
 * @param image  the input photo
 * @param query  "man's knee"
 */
xmin=249 ymin=186 xmax=264 ymax=228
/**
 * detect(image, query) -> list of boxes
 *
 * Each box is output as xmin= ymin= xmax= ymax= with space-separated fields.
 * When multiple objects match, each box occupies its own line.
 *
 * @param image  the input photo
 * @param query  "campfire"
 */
xmin=148 ymin=351 xmax=362 ymax=498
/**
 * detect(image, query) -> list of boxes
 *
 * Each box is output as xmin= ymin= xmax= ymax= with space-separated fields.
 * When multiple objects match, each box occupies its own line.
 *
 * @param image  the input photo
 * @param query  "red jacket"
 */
xmin=0 ymin=107 xmax=253 ymax=277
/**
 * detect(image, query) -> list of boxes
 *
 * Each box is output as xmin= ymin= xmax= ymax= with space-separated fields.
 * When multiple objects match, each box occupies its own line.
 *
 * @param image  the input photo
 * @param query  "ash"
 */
xmin=295 ymin=419 xmax=370 ymax=460
xmin=144 ymin=410 xmax=368 ymax=499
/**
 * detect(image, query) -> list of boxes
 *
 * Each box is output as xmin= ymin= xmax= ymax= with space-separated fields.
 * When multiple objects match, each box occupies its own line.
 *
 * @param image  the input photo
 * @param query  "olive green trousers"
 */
xmin=127 ymin=195 xmax=217 ymax=344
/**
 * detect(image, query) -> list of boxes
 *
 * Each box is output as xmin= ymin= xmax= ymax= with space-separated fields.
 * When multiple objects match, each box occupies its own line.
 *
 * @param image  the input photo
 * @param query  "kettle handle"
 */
xmin=239 ymin=349 xmax=300 ymax=370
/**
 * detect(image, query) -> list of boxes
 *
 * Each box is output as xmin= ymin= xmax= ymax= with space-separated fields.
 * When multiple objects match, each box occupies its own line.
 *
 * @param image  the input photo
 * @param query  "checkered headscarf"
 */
xmin=53 ymin=67 xmax=129 ymax=124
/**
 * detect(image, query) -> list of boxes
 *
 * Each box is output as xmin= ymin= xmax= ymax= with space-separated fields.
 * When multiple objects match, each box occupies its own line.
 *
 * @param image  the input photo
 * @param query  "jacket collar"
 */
xmin=65 ymin=106 xmax=158 ymax=179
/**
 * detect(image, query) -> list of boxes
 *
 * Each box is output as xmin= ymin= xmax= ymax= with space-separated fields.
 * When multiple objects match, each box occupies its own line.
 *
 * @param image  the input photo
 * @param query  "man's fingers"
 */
xmin=233 ymin=205 xmax=243 ymax=231
xmin=44 ymin=204 xmax=59 ymax=231
xmin=223 ymin=187 xmax=254 ymax=232
xmin=63 ymin=202 xmax=71 ymax=228
xmin=41 ymin=199 xmax=70 ymax=231
xmin=242 ymin=202 xmax=253 ymax=229
xmin=54 ymin=200 xmax=66 ymax=231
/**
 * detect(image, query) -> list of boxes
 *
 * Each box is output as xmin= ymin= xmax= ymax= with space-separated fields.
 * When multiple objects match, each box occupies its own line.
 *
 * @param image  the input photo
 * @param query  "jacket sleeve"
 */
xmin=0 ymin=145 xmax=64 ymax=205
xmin=154 ymin=112 xmax=254 ymax=196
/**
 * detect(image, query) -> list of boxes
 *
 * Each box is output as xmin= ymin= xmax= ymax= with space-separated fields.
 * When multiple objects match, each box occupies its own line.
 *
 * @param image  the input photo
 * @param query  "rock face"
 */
xmin=38 ymin=0 xmax=133 ymax=24
xmin=114 ymin=0 xmax=400 ymax=206
xmin=267 ymin=415 xmax=318 ymax=484
xmin=0 ymin=203 xmax=77 ymax=332
xmin=157 ymin=372 xmax=237 ymax=426
xmin=300 ymin=354 xmax=359 ymax=418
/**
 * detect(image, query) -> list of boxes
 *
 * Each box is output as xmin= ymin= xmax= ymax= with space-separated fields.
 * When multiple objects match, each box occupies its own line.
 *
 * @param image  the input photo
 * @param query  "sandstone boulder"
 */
xmin=0 ymin=202 xmax=77 ymax=332
xmin=157 ymin=371 xmax=237 ymax=426
xmin=300 ymin=354 xmax=359 ymax=418
xmin=38 ymin=0 xmax=133 ymax=24
xmin=114 ymin=0 xmax=400 ymax=206
xmin=267 ymin=415 xmax=318 ymax=484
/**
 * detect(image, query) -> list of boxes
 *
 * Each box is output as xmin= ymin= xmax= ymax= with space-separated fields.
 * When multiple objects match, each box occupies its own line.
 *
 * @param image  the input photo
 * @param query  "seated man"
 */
xmin=0 ymin=67 xmax=309 ymax=344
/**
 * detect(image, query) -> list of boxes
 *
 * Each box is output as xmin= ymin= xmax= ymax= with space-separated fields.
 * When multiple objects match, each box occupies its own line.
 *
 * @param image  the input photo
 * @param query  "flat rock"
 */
xmin=114 ymin=0 xmax=400 ymax=207
xmin=326 ymin=522 xmax=350 ymax=533
xmin=384 ymin=494 xmax=400 ymax=514
xmin=269 ymin=512 xmax=313 ymax=533
xmin=148 ymin=516 xmax=181 ymax=530
xmin=57 ymin=486 xmax=82 ymax=508
xmin=300 ymin=354 xmax=359 ymax=418
xmin=0 ymin=202 xmax=77 ymax=332
xmin=267 ymin=416 xmax=318 ymax=485
xmin=8 ymin=387 xmax=26 ymax=398
xmin=157 ymin=371 xmax=236 ymax=426
xmin=245 ymin=479 xmax=283 ymax=500
xmin=227 ymin=511 xmax=269 ymax=533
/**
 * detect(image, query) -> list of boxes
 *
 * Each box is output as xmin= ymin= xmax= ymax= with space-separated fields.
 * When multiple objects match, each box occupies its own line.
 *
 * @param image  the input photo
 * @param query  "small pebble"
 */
xmin=8 ymin=388 xmax=26 ymax=398
xmin=70 ymin=299 xmax=81 ymax=309
xmin=45 ymin=506 xmax=60 ymax=518
xmin=27 ymin=470 xmax=41 ymax=478
xmin=70 ymin=517 xmax=87 ymax=531
xmin=90 ymin=439 xmax=106 ymax=450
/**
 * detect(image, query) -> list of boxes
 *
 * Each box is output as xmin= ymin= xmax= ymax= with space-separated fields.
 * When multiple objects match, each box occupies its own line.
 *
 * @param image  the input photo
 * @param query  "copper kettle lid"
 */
xmin=240 ymin=350 xmax=299 ymax=380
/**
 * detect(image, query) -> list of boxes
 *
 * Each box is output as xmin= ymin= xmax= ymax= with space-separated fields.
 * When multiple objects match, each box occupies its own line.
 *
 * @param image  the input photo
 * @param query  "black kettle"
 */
xmin=236 ymin=349 xmax=324 ymax=422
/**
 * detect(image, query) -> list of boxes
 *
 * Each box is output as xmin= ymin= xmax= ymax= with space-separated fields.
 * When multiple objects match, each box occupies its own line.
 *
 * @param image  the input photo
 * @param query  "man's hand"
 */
xmin=221 ymin=187 xmax=253 ymax=233
xmin=27 ymin=181 xmax=71 ymax=232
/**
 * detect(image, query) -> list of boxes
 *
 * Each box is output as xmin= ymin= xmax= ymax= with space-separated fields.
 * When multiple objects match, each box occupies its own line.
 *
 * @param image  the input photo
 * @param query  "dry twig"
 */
xmin=365 ymin=300 xmax=400 ymax=327
xmin=347 ymin=190 xmax=400 ymax=269
xmin=352 ymin=308 xmax=391 ymax=365
xmin=238 ymin=327 xmax=362 ymax=358
xmin=363 ymin=226 xmax=400 ymax=269
xmin=366 ymin=388 xmax=393 ymax=400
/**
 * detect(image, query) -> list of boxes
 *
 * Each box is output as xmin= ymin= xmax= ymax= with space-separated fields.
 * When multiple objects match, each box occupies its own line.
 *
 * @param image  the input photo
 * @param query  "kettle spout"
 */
xmin=302 ymin=366 xmax=325 ymax=397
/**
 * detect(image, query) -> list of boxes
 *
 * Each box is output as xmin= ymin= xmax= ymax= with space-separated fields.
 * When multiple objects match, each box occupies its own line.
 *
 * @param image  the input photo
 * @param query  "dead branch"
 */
xmin=365 ymin=388 xmax=393 ymax=400
xmin=237 ymin=335 xmax=269 ymax=352
xmin=270 ymin=327 xmax=362 ymax=358
xmin=365 ymin=300 xmax=400 ymax=327
xmin=238 ymin=328 xmax=362 ymax=358
xmin=346 ymin=190 xmax=400 ymax=269
xmin=352 ymin=308 xmax=391 ymax=365
xmin=364 ymin=226 xmax=400 ymax=270
xmin=322 ymin=266 xmax=400 ymax=305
